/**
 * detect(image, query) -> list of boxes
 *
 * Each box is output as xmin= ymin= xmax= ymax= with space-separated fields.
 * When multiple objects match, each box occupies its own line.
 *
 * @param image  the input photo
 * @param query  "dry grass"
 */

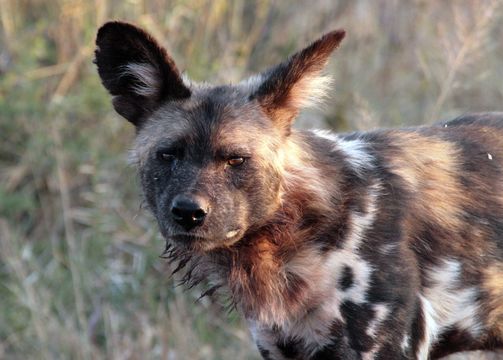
xmin=1 ymin=1 xmax=503 ymax=359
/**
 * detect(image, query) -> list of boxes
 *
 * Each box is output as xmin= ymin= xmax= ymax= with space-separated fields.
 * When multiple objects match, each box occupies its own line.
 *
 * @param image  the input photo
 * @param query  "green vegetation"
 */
xmin=1 ymin=1 xmax=502 ymax=359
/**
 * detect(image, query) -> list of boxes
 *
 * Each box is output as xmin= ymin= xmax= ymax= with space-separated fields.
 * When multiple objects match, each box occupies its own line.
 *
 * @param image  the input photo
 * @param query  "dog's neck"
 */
xmin=203 ymin=133 xmax=356 ymax=326
xmin=170 ymin=131 xmax=370 ymax=327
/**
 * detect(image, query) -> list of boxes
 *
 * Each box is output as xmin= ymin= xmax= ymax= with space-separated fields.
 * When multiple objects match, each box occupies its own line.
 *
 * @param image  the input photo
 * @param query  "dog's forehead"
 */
xmin=133 ymin=85 xmax=276 ymax=161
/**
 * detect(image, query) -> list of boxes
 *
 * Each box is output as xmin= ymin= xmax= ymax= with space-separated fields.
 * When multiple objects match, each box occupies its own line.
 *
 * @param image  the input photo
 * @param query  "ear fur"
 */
xmin=95 ymin=21 xmax=190 ymax=126
xmin=250 ymin=30 xmax=346 ymax=132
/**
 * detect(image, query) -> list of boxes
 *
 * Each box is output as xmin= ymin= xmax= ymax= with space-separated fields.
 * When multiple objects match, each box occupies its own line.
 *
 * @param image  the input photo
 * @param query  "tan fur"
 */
xmin=256 ymin=30 xmax=345 ymax=129
xmin=278 ymin=134 xmax=338 ymax=216
xmin=388 ymin=133 xmax=466 ymax=231
xmin=483 ymin=265 xmax=503 ymax=336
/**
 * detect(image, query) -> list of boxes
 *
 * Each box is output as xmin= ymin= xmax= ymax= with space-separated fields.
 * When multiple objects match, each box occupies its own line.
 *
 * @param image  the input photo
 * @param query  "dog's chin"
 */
xmin=167 ymin=228 xmax=245 ymax=252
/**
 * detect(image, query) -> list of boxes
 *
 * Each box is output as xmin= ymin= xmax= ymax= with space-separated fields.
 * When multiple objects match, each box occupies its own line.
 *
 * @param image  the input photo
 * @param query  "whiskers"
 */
xmin=159 ymin=240 xmax=226 ymax=303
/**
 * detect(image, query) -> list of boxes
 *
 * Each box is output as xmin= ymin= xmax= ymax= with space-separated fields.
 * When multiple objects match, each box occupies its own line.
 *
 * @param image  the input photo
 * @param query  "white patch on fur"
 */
xmin=181 ymin=73 xmax=194 ymax=88
xmin=361 ymin=304 xmax=391 ymax=359
xmin=311 ymin=129 xmax=338 ymax=141
xmin=380 ymin=243 xmax=398 ymax=255
xmin=417 ymin=259 xmax=483 ymax=359
xmin=312 ymin=130 xmax=374 ymax=175
xmin=423 ymin=259 xmax=482 ymax=335
xmin=367 ymin=304 xmax=390 ymax=337
xmin=344 ymin=181 xmax=380 ymax=251
xmin=225 ymin=229 xmax=239 ymax=238
xmin=127 ymin=148 xmax=140 ymax=166
xmin=362 ymin=352 xmax=373 ymax=360
xmin=291 ymin=74 xmax=333 ymax=109
xmin=417 ymin=295 xmax=439 ymax=360
xmin=336 ymin=136 xmax=374 ymax=174
xmin=121 ymin=63 xmax=160 ymax=97
xmin=401 ymin=334 xmax=410 ymax=352
xmin=239 ymin=74 xmax=264 ymax=92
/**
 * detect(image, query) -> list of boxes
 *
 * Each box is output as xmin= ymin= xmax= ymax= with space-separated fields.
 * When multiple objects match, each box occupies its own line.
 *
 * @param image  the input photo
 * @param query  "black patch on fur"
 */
xmin=276 ymin=336 xmax=301 ymax=358
xmin=375 ymin=342 xmax=409 ymax=360
xmin=257 ymin=345 xmax=273 ymax=360
xmin=430 ymin=328 xmax=477 ymax=358
xmin=312 ymin=320 xmax=358 ymax=360
xmin=340 ymin=301 xmax=375 ymax=352
xmin=339 ymin=265 xmax=354 ymax=291
xmin=444 ymin=112 xmax=503 ymax=128
xmin=410 ymin=298 xmax=425 ymax=357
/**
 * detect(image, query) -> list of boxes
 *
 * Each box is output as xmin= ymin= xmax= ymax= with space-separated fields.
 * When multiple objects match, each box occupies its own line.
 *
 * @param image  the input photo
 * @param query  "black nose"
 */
xmin=170 ymin=195 xmax=208 ymax=231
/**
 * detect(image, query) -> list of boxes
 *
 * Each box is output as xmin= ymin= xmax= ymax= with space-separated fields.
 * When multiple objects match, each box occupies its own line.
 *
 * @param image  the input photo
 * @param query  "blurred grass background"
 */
xmin=1 ymin=0 xmax=503 ymax=359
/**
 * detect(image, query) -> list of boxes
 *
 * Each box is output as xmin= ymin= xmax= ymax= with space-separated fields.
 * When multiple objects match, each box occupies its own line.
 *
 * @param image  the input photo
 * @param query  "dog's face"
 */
xmin=134 ymin=91 xmax=284 ymax=251
xmin=95 ymin=22 xmax=344 ymax=251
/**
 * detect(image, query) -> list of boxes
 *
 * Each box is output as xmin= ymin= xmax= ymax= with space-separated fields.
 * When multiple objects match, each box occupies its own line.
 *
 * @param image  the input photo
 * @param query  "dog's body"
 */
xmin=95 ymin=22 xmax=503 ymax=359
xmin=248 ymin=115 xmax=503 ymax=360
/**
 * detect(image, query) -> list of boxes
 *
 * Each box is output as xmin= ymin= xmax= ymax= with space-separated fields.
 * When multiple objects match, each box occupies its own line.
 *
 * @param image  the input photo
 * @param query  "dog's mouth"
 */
xmin=169 ymin=233 xmax=207 ymax=243
xmin=167 ymin=228 xmax=244 ymax=251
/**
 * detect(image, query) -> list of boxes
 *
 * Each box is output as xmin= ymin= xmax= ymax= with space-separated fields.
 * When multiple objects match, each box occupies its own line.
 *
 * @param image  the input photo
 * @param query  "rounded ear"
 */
xmin=250 ymin=30 xmax=346 ymax=134
xmin=94 ymin=21 xmax=191 ymax=127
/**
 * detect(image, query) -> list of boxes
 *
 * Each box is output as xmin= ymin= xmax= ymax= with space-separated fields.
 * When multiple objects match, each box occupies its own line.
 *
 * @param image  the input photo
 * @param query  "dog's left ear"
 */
xmin=95 ymin=21 xmax=191 ymax=127
xmin=250 ymin=30 xmax=345 ymax=133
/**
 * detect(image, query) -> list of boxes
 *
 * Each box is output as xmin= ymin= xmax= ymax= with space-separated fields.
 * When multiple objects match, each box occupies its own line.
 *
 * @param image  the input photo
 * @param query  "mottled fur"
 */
xmin=95 ymin=21 xmax=503 ymax=359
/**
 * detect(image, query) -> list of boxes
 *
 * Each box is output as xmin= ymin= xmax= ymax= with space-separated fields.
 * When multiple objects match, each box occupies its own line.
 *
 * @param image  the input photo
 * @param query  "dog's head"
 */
xmin=95 ymin=21 xmax=344 ymax=252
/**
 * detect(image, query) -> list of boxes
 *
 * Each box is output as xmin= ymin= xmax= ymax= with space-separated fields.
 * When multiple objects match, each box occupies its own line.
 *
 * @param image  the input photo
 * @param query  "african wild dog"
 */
xmin=95 ymin=21 xmax=503 ymax=359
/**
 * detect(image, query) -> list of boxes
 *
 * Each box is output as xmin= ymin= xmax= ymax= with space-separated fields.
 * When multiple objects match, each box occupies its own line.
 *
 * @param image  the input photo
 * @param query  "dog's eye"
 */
xmin=227 ymin=157 xmax=245 ymax=167
xmin=160 ymin=153 xmax=175 ymax=161
xmin=157 ymin=149 xmax=178 ymax=162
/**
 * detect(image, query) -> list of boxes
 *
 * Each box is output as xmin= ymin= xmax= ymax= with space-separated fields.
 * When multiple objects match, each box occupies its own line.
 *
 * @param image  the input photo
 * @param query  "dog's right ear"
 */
xmin=95 ymin=21 xmax=191 ymax=127
xmin=249 ymin=30 xmax=345 ymax=135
